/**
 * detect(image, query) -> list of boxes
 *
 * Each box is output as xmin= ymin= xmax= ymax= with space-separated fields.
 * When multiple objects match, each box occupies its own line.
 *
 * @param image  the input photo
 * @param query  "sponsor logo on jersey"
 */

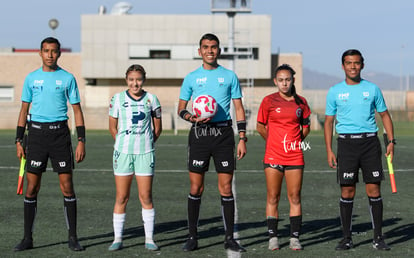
xmin=34 ymin=80 xmax=44 ymax=86
xmin=59 ymin=161 xmax=66 ymax=167
xmin=275 ymin=107 xmax=281 ymax=113
xmin=196 ymin=77 xmax=207 ymax=85
xmin=338 ymin=92 xmax=349 ymax=101
xmin=282 ymin=134 xmax=311 ymax=153
xmin=131 ymin=111 xmax=146 ymax=123
xmin=56 ymin=80 xmax=62 ymax=86
xmin=221 ymin=161 xmax=229 ymax=167
xmin=363 ymin=91 xmax=370 ymax=101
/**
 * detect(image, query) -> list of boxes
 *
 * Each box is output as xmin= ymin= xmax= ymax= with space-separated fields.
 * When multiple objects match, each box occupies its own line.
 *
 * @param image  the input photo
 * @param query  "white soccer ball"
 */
xmin=192 ymin=95 xmax=218 ymax=119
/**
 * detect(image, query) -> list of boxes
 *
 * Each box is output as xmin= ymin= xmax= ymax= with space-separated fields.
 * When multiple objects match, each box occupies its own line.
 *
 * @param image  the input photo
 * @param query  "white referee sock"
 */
xmin=113 ymin=213 xmax=126 ymax=243
xmin=142 ymin=208 xmax=155 ymax=242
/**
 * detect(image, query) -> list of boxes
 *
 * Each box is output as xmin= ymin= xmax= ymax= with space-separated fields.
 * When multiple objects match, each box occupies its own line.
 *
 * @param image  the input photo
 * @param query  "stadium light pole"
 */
xmin=211 ymin=0 xmax=251 ymax=72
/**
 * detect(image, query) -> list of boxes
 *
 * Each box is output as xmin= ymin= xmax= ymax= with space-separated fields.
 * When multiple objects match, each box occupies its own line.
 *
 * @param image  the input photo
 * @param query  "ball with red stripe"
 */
xmin=192 ymin=95 xmax=218 ymax=119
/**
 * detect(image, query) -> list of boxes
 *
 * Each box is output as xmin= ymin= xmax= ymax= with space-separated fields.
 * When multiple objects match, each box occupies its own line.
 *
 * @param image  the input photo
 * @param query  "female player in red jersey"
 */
xmin=257 ymin=64 xmax=311 ymax=251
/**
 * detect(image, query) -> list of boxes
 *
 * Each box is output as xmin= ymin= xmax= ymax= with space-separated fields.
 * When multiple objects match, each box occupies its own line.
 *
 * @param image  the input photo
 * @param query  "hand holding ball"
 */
xmin=192 ymin=95 xmax=218 ymax=119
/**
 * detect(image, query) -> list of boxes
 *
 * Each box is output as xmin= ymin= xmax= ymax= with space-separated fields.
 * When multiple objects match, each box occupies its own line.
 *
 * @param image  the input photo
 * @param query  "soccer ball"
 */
xmin=192 ymin=95 xmax=218 ymax=119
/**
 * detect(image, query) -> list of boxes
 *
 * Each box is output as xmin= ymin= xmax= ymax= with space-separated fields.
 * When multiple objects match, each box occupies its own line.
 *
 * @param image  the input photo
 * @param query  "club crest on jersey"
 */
xmin=296 ymin=108 xmax=303 ymax=118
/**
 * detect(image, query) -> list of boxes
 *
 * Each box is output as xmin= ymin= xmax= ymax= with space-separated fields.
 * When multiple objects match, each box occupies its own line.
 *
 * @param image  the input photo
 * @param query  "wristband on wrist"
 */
xmin=16 ymin=126 xmax=25 ymax=139
xmin=239 ymin=136 xmax=248 ymax=142
xmin=16 ymin=126 xmax=25 ymax=144
xmin=179 ymin=109 xmax=192 ymax=122
xmin=237 ymin=120 xmax=246 ymax=133
xmin=76 ymin=126 xmax=85 ymax=140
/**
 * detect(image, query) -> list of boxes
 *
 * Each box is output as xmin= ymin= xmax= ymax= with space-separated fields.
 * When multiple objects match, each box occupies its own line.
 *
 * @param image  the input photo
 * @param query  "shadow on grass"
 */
xmin=69 ymin=215 xmax=410 ymax=251
xmin=236 ymin=216 xmax=410 ymax=250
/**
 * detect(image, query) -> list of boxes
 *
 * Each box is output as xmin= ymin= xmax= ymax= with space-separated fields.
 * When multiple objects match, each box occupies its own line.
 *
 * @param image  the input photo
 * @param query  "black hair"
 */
xmin=199 ymin=33 xmax=220 ymax=47
xmin=341 ymin=49 xmax=364 ymax=65
xmin=274 ymin=64 xmax=304 ymax=105
xmin=40 ymin=37 xmax=61 ymax=51
xmin=125 ymin=64 xmax=146 ymax=80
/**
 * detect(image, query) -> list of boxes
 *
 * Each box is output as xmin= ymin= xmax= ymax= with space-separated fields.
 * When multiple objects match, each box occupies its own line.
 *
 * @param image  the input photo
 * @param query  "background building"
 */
xmin=0 ymin=13 xmax=304 ymax=132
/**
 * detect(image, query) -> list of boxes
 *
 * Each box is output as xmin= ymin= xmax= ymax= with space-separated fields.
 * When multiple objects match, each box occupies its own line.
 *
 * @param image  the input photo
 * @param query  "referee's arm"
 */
xmin=324 ymin=115 xmax=337 ymax=168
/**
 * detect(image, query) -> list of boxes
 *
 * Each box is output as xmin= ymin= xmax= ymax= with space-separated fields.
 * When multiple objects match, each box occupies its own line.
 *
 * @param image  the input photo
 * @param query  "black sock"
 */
xmin=23 ymin=197 xmax=37 ymax=239
xmin=290 ymin=215 xmax=302 ymax=238
xmin=339 ymin=197 xmax=354 ymax=238
xmin=369 ymin=196 xmax=383 ymax=239
xmin=64 ymin=195 xmax=78 ymax=238
xmin=187 ymin=193 xmax=201 ymax=238
xmin=221 ymin=195 xmax=235 ymax=239
xmin=267 ymin=217 xmax=278 ymax=238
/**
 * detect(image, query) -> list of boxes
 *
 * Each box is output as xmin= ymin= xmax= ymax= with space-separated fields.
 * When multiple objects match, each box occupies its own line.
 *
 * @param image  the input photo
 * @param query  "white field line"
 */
xmin=1 ymin=166 xmax=414 ymax=173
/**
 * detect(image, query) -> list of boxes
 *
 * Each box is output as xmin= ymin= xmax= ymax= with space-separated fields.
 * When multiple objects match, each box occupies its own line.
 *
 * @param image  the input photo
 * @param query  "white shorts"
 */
xmin=113 ymin=150 xmax=155 ymax=176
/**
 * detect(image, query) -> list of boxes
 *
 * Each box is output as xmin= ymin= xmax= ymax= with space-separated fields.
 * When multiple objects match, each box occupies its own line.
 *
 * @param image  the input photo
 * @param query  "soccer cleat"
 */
xmin=335 ymin=237 xmax=353 ymax=250
xmin=268 ymin=237 xmax=280 ymax=250
xmin=68 ymin=236 xmax=84 ymax=251
xmin=372 ymin=236 xmax=391 ymax=251
xmin=289 ymin=237 xmax=303 ymax=250
xmin=182 ymin=236 xmax=198 ymax=252
xmin=108 ymin=242 xmax=123 ymax=251
xmin=14 ymin=238 xmax=33 ymax=251
xmin=145 ymin=241 xmax=160 ymax=251
xmin=224 ymin=237 xmax=246 ymax=252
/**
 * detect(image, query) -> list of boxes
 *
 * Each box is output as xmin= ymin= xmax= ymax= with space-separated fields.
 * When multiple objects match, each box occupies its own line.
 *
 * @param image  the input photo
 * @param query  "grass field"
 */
xmin=1 ymin=129 xmax=413 ymax=257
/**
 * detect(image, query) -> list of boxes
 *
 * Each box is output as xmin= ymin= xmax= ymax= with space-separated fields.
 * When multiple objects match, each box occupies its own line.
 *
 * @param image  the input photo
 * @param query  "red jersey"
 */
xmin=257 ymin=92 xmax=311 ymax=165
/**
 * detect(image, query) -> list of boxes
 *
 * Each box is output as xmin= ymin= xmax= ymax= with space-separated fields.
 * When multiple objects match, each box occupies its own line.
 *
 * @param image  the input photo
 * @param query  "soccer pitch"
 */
xmin=1 ymin=130 xmax=413 ymax=257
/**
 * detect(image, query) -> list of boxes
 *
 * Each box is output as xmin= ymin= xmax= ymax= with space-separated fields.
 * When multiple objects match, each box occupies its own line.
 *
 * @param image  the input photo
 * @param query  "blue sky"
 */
xmin=1 ymin=0 xmax=413 ymax=78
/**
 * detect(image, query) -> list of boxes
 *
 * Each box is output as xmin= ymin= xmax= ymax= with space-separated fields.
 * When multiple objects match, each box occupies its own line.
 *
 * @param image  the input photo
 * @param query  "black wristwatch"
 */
xmin=78 ymin=137 xmax=86 ymax=143
xmin=389 ymin=139 xmax=396 ymax=145
xmin=239 ymin=137 xmax=248 ymax=143
xmin=15 ymin=138 xmax=23 ymax=144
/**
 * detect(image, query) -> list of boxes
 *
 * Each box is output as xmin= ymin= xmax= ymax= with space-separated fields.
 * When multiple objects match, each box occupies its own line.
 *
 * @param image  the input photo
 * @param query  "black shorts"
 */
xmin=187 ymin=121 xmax=235 ymax=173
xmin=263 ymin=163 xmax=304 ymax=173
xmin=26 ymin=121 xmax=74 ymax=174
xmin=337 ymin=133 xmax=384 ymax=185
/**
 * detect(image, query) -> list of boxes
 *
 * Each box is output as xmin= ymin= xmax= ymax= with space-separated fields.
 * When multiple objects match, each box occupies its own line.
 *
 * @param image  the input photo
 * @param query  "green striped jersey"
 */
xmin=109 ymin=90 xmax=161 ymax=154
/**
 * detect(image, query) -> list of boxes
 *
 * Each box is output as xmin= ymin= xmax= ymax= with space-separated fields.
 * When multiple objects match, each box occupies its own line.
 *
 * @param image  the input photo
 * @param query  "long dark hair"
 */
xmin=274 ymin=64 xmax=303 ymax=105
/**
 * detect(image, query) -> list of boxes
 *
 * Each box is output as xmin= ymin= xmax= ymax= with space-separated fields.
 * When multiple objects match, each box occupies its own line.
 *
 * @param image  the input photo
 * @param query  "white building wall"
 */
xmin=81 ymin=14 xmax=271 ymax=80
